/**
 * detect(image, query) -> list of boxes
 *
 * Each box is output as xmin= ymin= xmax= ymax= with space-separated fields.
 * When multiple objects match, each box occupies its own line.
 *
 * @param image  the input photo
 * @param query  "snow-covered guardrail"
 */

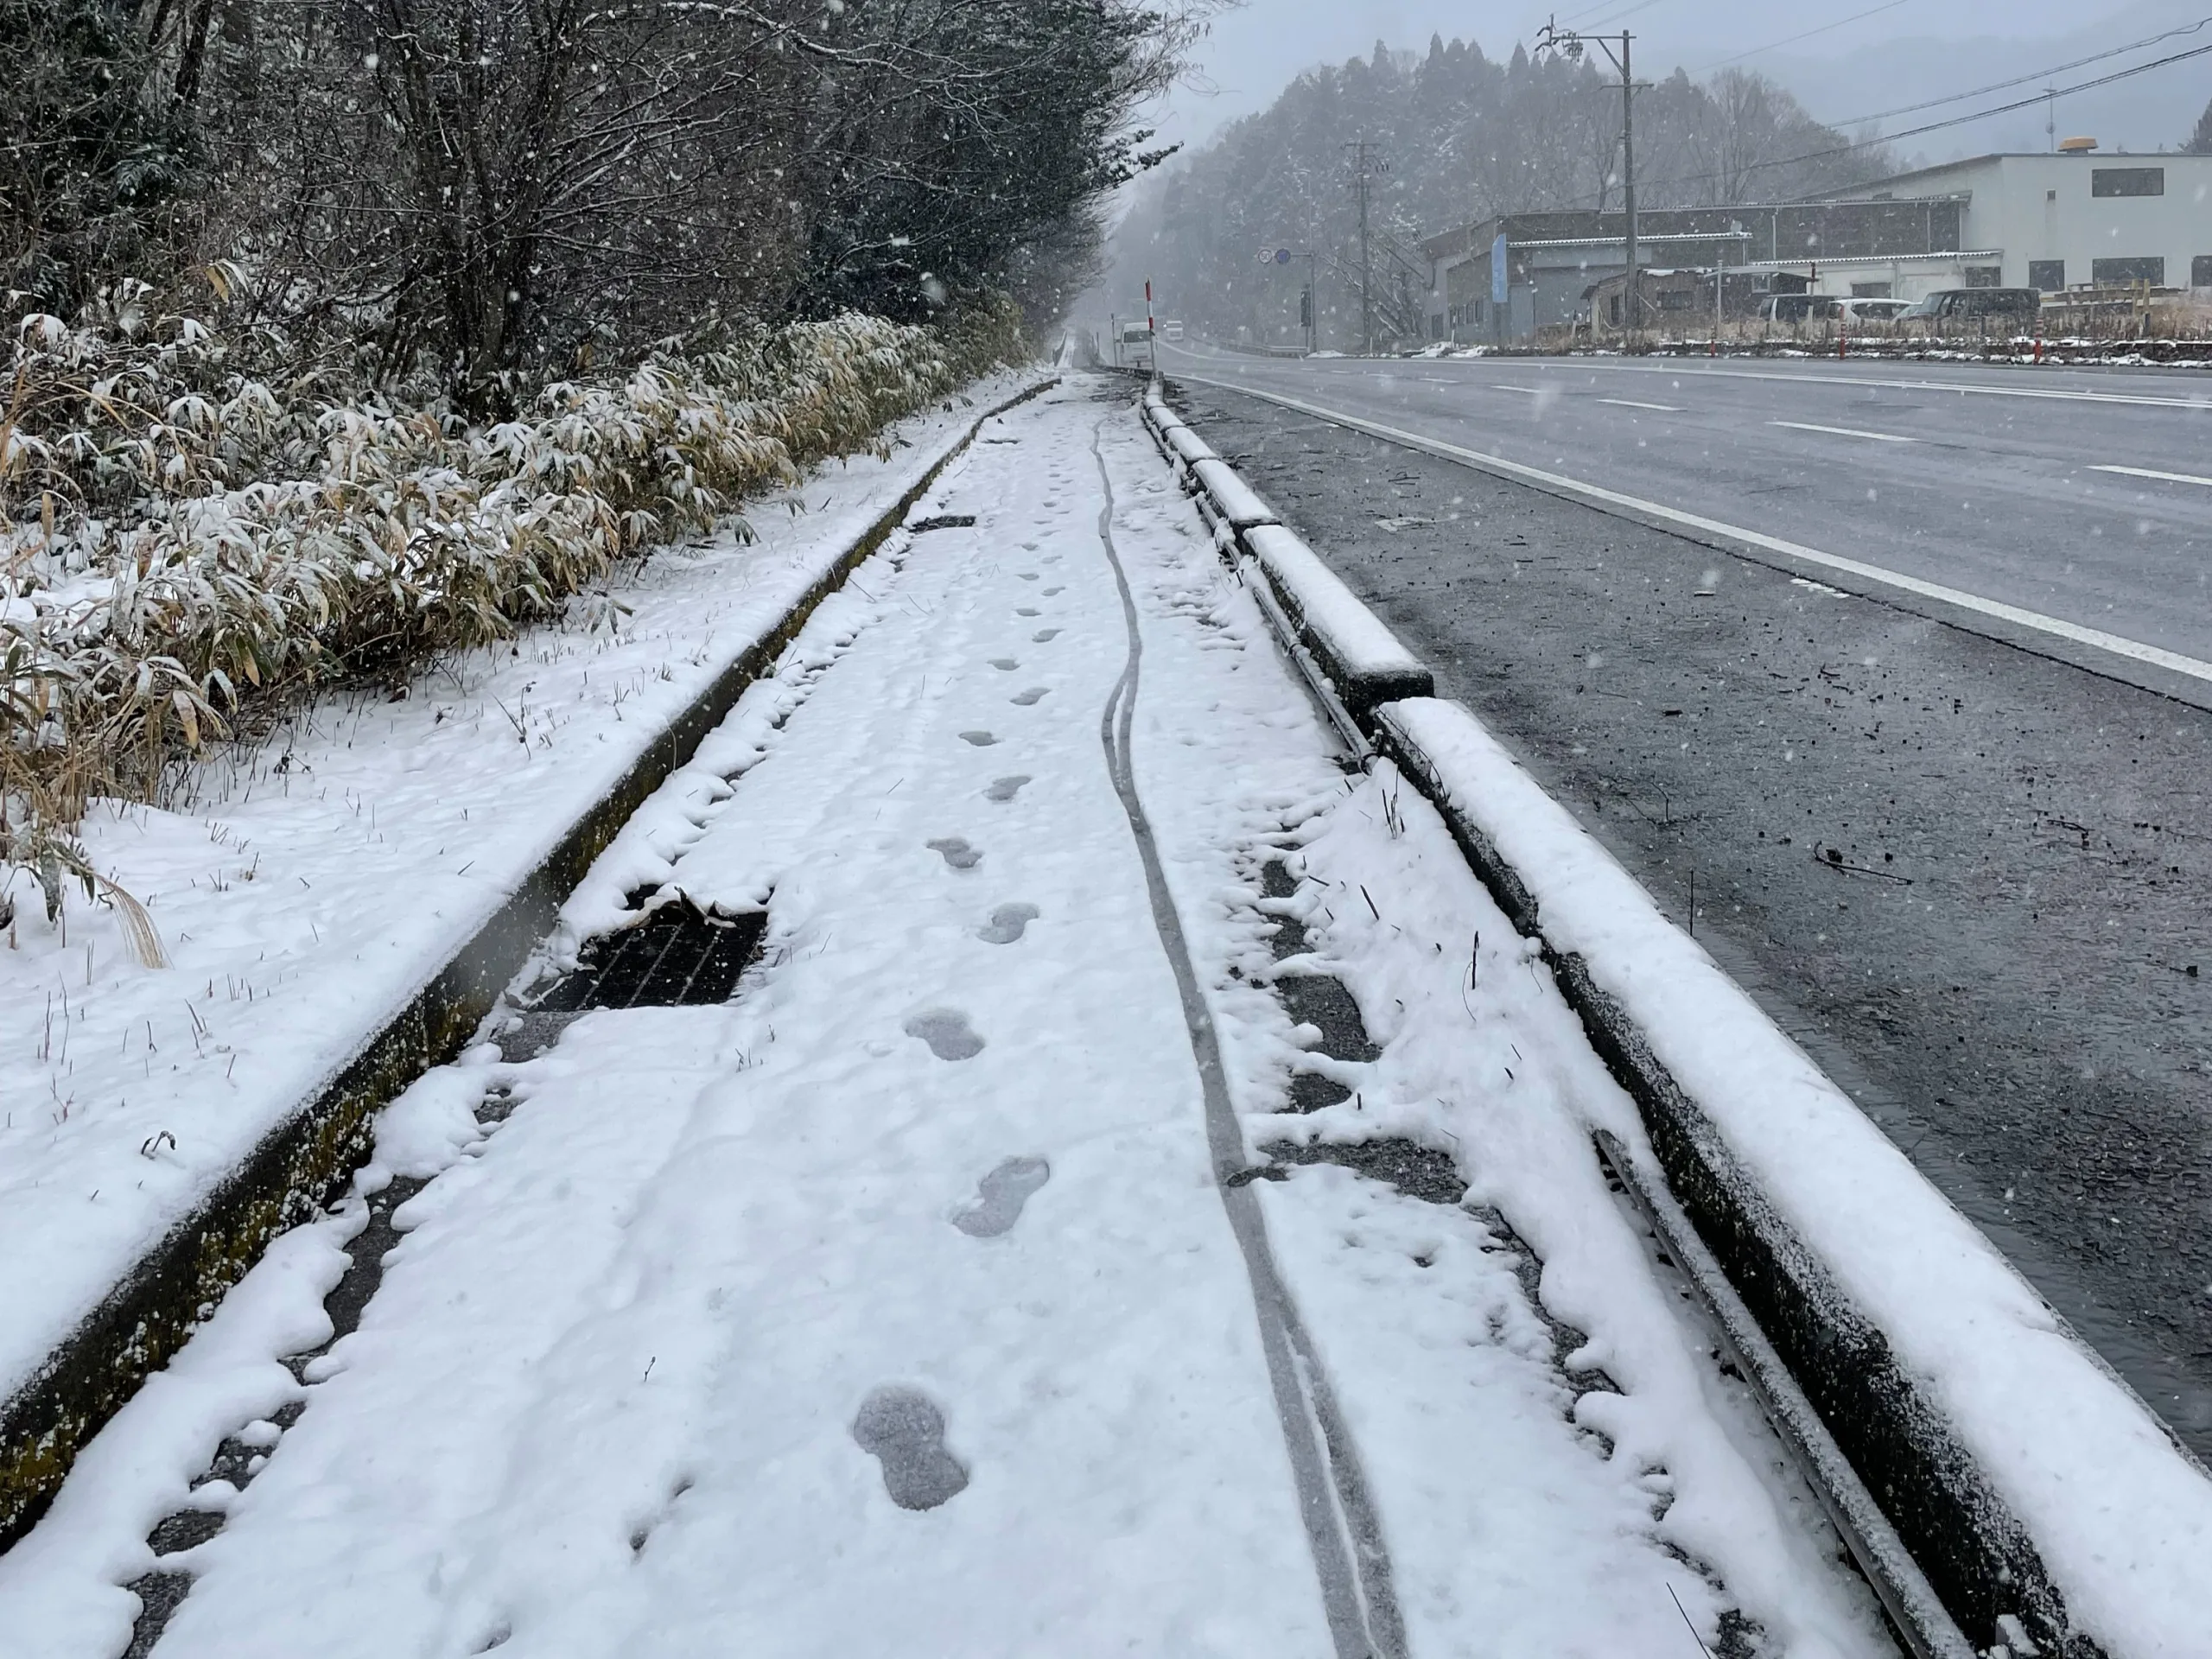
xmin=0 ymin=375 xmax=1059 ymax=1551
xmin=1141 ymin=375 xmax=2212 ymax=1659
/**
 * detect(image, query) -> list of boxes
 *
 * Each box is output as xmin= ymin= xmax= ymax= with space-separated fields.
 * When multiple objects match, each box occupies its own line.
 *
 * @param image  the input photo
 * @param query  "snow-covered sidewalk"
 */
xmin=3 ymin=379 xmax=1894 ymax=1657
xmin=0 ymin=373 xmax=1039 ymax=1461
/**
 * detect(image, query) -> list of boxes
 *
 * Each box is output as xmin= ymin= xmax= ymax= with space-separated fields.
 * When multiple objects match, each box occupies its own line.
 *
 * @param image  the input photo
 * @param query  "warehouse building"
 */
xmin=1421 ymin=144 xmax=2212 ymax=342
xmin=1810 ymin=144 xmax=2212 ymax=296
xmin=1421 ymin=199 xmax=1973 ymax=341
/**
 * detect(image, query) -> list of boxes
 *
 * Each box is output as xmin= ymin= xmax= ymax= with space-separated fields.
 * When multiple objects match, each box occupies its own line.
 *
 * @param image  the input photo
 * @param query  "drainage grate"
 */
xmin=531 ymin=899 xmax=767 ymax=1012
xmin=907 ymin=514 xmax=976 ymax=533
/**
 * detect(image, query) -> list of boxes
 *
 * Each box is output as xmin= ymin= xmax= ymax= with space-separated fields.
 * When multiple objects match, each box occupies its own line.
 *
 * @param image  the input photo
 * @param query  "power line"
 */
xmin=1700 ymin=0 xmax=1910 ymax=73
xmin=1828 ymin=11 xmax=2212 ymax=130
xmin=1556 ymin=0 xmax=1664 ymax=32
xmin=1779 ymin=38 xmax=2212 ymax=166
xmin=1577 ymin=32 xmax=2212 ymax=204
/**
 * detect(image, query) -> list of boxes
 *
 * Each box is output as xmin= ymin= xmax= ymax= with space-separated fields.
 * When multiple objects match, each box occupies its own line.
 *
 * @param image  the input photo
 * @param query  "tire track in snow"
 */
xmin=1087 ymin=419 xmax=1407 ymax=1659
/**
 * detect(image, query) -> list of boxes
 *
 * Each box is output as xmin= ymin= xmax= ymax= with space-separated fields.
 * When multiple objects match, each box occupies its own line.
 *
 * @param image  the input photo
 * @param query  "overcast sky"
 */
xmin=1154 ymin=0 xmax=2212 ymax=161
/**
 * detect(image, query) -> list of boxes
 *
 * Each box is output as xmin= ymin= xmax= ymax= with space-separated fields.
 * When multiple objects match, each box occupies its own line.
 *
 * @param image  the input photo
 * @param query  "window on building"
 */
xmin=1963 ymin=266 xmax=2002 ymax=288
xmin=2092 ymin=256 xmax=2165 ymax=286
xmin=2192 ymin=256 xmax=2212 ymax=289
xmin=2027 ymin=260 xmax=2065 ymax=292
xmin=2092 ymin=167 xmax=2164 ymax=197
xmin=1850 ymin=282 xmax=1892 ymax=298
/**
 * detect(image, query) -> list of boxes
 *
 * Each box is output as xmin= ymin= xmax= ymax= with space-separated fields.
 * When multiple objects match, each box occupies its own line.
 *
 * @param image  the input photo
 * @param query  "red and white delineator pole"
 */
xmin=1147 ymin=280 xmax=1155 ymax=340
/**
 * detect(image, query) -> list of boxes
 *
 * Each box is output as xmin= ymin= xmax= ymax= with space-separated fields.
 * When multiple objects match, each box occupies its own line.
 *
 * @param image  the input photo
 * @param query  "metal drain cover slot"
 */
xmin=908 ymin=514 xmax=976 ymax=532
xmin=532 ymin=900 xmax=767 ymax=1012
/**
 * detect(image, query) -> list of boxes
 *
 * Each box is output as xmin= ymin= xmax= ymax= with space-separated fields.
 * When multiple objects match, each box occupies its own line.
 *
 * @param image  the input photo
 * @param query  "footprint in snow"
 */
xmin=1020 ymin=542 xmax=1039 ymax=550
xmin=927 ymin=837 xmax=982 ymax=870
xmin=990 ymin=658 xmax=1019 ymax=671
xmin=905 ymin=1008 xmax=985 ymax=1061
xmin=960 ymin=731 xmax=999 ymax=747
xmin=1031 ymin=629 xmax=1059 ymax=644
xmin=1010 ymin=687 xmax=1049 ymax=707
xmin=1018 ymin=572 xmax=1039 ymax=582
xmin=954 ymin=1156 xmax=1051 ymax=1237
xmin=1043 ymin=587 xmax=1065 ymax=596
xmin=1015 ymin=607 xmax=1039 ymax=617
xmin=852 ymin=1387 xmax=969 ymax=1510
xmin=977 ymin=903 xmax=1039 ymax=944
xmin=985 ymin=776 xmax=1031 ymax=803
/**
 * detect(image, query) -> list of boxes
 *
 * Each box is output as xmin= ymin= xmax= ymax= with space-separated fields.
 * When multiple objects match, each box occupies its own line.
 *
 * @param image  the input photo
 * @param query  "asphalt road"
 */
xmin=1162 ymin=344 xmax=2212 ymax=701
xmin=1158 ymin=351 xmax=2212 ymax=1463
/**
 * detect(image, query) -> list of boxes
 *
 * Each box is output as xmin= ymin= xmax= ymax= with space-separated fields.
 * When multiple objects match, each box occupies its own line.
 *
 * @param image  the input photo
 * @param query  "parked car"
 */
xmin=1756 ymin=293 xmax=1842 ymax=323
xmin=1837 ymin=297 xmax=1909 ymax=321
xmin=1897 ymin=289 xmax=2041 ymax=327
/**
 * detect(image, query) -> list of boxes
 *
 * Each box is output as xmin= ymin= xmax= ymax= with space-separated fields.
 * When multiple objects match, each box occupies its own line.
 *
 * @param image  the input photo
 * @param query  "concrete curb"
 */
xmin=1140 ymin=386 xmax=1431 ymax=727
xmin=1138 ymin=376 xmax=2149 ymax=1659
xmin=0 ymin=374 xmax=1059 ymax=1550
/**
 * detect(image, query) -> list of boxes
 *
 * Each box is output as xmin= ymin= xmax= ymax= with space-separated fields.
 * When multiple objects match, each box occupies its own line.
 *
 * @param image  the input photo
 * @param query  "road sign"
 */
xmin=1274 ymin=249 xmax=1292 ymax=264
xmin=1491 ymin=232 xmax=1510 ymax=307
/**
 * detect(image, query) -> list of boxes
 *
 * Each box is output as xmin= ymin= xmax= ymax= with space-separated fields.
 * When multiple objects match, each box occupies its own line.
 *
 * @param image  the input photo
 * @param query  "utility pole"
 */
xmin=1344 ymin=140 xmax=1387 ymax=353
xmin=1535 ymin=18 xmax=1643 ymax=334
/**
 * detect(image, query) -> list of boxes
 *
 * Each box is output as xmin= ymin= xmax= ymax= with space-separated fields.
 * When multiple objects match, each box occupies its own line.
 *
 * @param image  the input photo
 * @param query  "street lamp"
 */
xmin=1535 ymin=16 xmax=1644 ymax=334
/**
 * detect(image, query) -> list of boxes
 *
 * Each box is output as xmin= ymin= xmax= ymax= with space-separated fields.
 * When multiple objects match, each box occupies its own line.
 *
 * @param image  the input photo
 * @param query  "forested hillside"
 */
xmin=1112 ymin=35 xmax=1891 ymax=346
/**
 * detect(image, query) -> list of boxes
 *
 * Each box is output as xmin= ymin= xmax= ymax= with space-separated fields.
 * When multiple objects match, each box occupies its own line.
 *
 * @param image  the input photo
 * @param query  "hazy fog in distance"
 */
xmin=1163 ymin=0 xmax=2212 ymax=162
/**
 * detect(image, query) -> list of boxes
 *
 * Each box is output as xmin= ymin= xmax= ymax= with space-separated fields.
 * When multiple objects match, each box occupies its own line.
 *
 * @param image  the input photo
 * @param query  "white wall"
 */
xmin=1872 ymin=155 xmax=2212 ymax=290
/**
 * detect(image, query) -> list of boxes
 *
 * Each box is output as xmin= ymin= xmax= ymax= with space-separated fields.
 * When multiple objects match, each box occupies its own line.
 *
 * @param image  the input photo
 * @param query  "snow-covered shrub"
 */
xmin=0 ymin=293 xmax=1027 ymax=908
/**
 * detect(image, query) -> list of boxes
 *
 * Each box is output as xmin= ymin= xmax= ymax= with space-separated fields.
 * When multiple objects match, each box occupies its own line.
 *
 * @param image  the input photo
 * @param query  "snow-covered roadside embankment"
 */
xmin=0 ymin=373 xmax=1052 ymax=1547
xmin=1149 ymin=378 xmax=2212 ymax=1659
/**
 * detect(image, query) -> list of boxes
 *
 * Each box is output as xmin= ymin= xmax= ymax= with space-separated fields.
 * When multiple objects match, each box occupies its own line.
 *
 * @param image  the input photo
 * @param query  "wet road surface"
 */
xmin=1166 ymin=374 xmax=2212 ymax=1462
xmin=1163 ymin=345 xmax=2212 ymax=696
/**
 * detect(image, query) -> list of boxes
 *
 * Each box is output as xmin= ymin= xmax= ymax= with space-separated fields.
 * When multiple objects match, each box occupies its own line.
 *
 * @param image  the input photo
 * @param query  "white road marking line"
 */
xmin=2089 ymin=463 xmax=2212 ymax=488
xmin=1599 ymin=398 xmax=1682 ymax=412
xmin=1491 ymin=385 xmax=1542 ymax=395
xmin=1186 ymin=341 xmax=2212 ymax=411
xmin=1769 ymin=419 xmax=1915 ymax=443
xmin=1586 ymin=361 xmax=2212 ymax=411
xmin=1181 ymin=375 xmax=2212 ymax=690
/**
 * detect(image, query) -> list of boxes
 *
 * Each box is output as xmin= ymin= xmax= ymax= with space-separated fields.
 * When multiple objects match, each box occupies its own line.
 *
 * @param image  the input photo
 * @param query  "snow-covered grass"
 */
xmin=0 ymin=378 xmax=1891 ymax=1657
xmin=0 ymin=294 xmax=1026 ymax=909
xmin=0 ymin=372 xmax=1039 ymax=1450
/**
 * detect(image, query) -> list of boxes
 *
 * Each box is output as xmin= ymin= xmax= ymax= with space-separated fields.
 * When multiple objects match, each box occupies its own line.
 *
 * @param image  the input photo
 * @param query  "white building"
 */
xmin=1815 ymin=147 xmax=2212 ymax=296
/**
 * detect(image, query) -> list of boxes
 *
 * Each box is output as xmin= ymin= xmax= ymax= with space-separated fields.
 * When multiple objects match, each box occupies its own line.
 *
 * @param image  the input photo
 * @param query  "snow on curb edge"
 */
xmin=1146 ymin=377 xmax=2212 ymax=1659
xmin=0 ymin=375 xmax=1060 ymax=1551
xmin=1141 ymin=389 xmax=1431 ymax=723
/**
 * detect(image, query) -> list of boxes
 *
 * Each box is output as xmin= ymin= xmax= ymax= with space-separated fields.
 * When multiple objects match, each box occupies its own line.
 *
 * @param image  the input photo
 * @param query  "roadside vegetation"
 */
xmin=2 ymin=0 xmax=1202 ymax=922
